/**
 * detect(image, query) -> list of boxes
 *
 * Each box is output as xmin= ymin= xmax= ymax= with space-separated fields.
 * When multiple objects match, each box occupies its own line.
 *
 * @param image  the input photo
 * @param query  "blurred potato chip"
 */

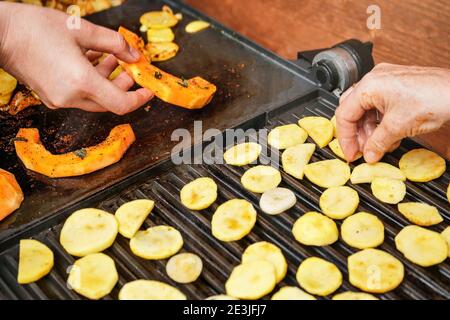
xmin=319 ymin=186 xmax=359 ymax=219
xmin=348 ymin=249 xmax=404 ymax=293
xmin=146 ymin=42 xmax=179 ymax=62
xmin=350 ymin=162 xmax=406 ymax=184
xmin=223 ymin=142 xmax=261 ymax=166
xmin=304 ymin=159 xmax=350 ymax=188
xmin=185 ymin=20 xmax=210 ymax=33
xmin=395 ymin=225 xmax=447 ymax=267
xmin=371 ymin=178 xmax=406 ymax=204
xmin=399 ymin=148 xmax=446 ymax=182
xmin=147 ymin=28 xmax=175 ymax=43
xmin=341 ymin=212 xmax=385 ymax=249
xmin=397 ymin=202 xmax=443 ymax=226
xmin=296 ymin=257 xmax=342 ymax=296
xmin=241 ymin=165 xmax=281 ymax=193
xmin=292 ymin=211 xmax=339 ymax=246
xmin=140 ymin=10 xmax=179 ymax=29
xmin=298 ymin=116 xmax=333 ymax=148
xmin=281 ymin=143 xmax=315 ymax=179
xmin=267 ymin=124 xmax=308 ymax=150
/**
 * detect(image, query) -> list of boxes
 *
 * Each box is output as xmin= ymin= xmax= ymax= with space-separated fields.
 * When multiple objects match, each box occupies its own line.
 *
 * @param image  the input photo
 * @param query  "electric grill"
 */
xmin=0 ymin=0 xmax=448 ymax=300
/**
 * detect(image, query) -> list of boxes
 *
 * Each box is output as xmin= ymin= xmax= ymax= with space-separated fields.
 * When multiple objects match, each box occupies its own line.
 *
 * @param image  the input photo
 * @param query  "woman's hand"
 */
xmin=336 ymin=63 xmax=450 ymax=163
xmin=0 ymin=2 xmax=153 ymax=114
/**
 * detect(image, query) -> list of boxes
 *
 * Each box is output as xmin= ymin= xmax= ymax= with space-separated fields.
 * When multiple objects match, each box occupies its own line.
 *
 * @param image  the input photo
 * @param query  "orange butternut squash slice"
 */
xmin=118 ymin=27 xmax=216 ymax=109
xmin=14 ymin=124 xmax=135 ymax=178
xmin=0 ymin=168 xmax=24 ymax=221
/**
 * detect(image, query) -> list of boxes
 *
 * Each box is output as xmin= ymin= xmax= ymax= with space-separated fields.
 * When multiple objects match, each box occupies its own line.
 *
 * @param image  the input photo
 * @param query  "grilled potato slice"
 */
xmin=267 ymin=124 xmax=308 ymax=150
xmin=67 ymin=253 xmax=118 ymax=300
xmin=341 ymin=212 xmax=385 ymax=249
xmin=140 ymin=10 xmax=179 ymax=29
xmin=241 ymin=165 xmax=281 ymax=193
xmin=259 ymin=187 xmax=296 ymax=215
xmin=223 ymin=142 xmax=262 ymax=166
xmin=292 ymin=211 xmax=339 ymax=246
xmin=211 ymin=199 xmax=257 ymax=242
xmin=332 ymin=291 xmax=378 ymax=300
xmin=304 ymin=159 xmax=350 ymax=188
xmin=115 ymin=199 xmax=154 ymax=239
xmin=119 ymin=280 xmax=186 ymax=300
xmin=350 ymin=162 xmax=406 ymax=184
xmin=399 ymin=148 xmax=446 ymax=182
xmin=18 ymin=239 xmax=54 ymax=284
xmin=242 ymin=241 xmax=287 ymax=283
xmin=130 ymin=225 xmax=183 ymax=260
xmin=330 ymin=115 xmax=337 ymax=137
xmin=395 ymin=225 xmax=447 ymax=267
xmin=0 ymin=68 xmax=17 ymax=106
xmin=146 ymin=42 xmax=179 ymax=62
xmin=281 ymin=143 xmax=315 ymax=179
xmin=298 ymin=116 xmax=333 ymax=148
xmin=328 ymin=138 xmax=362 ymax=161
xmin=348 ymin=249 xmax=404 ymax=293
xmin=319 ymin=186 xmax=359 ymax=219
xmin=441 ymin=226 xmax=450 ymax=257
xmin=60 ymin=208 xmax=118 ymax=257
xmin=371 ymin=178 xmax=406 ymax=204
xmin=225 ymin=260 xmax=277 ymax=299
xmin=206 ymin=295 xmax=238 ymax=300
xmin=296 ymin=257 xmax=342 ymax=296
xmin=166 ymin=252 xmax=203 ymax=284
xmin=147 ymin=28 xmax=175 ymax=43
xmin=271 ymin=286 xmax=316 ymax=300
xmin=397 ymin=202 xmax=443 ymax=226
xmin=180 ymin=177 xmax=218 ymax=210
xmin=185 ymin=20 xmax=210 ymax=33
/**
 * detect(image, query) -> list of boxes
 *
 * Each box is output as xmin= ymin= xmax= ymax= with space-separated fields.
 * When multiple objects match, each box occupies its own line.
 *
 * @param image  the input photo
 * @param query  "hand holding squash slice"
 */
xmin=0 ymin=168 xmax=24 ymax=221
xmin=118 ymin=27 xmax=216 ymax=109
xmin=14 ymin=124 xmax=135 ymax=178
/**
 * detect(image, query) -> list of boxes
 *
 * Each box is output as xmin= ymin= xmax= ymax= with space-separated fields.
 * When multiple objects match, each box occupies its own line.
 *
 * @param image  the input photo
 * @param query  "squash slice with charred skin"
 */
xmin=14 ymin=124 xmax=135 ymax=178
xmin=0 ymin=168 xmax=24 ymax=221
xmin=118 ymin=27 xmax=216 ymax=109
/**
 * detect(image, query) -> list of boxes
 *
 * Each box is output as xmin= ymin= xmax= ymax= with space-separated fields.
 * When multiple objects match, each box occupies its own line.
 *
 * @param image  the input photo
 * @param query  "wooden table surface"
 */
xmin=186 ymin=0 xmax=450 ymax=69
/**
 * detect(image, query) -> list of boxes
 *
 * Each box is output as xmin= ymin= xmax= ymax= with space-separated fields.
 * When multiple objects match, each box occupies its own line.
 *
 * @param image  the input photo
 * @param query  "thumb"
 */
xmin=363 ymin=118 xmax=402 ymax=163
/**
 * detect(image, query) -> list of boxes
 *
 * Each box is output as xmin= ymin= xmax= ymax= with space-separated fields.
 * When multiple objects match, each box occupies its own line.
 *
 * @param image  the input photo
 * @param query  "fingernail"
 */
xmin=364 ymin=150 xmax=379 ymax=163
xmin=129 ymin=46 xmax=141 ymax=60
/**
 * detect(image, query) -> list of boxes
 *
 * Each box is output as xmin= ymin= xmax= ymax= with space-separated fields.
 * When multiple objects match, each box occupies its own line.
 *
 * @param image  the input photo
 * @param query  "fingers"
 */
xmin=363 ymin=116 xmax=402 ymax=163
xmin=75 ymin=20 xmax=141 ymax=63
xmin=95 ymin=54 xmax=118 ymax=78
xmin=112 ymin=71 xmax=134 ymax=90
xmin=85 ymin=50 xmax=103 ymax=63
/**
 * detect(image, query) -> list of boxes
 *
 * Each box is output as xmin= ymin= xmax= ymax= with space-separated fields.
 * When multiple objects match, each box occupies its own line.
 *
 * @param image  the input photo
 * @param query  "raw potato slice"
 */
xmin=259 ymin=187 xmax=296 ymax=215
xmin=328 ymin=138 xmax=362 ymax=161
xmin=397 ymin=202 xmax=443 ymax=226
xmin=223 ymin=142 xmax=261 ymax=166
xmin=395 ymin=225 xmax=447 ymax=267
xmin=241 ymin=165 xmax=281 ymax=193
xmin=67 ymin=253 xmax=118 ymax=300
xmin=350 ymin=162 xmax=406 ymax=184
xmin=185 ymin=20 xmax=210 ymax=33
xmin=242 ymin=241 xmax=287 ymax=283
xmin=441 ymin=226 xmax=450 ymax=257
xmin=267 ymin=124 xmax=308 ymax=149
xmin=225 ymin=260 xmax=276 ymax=299
xmin=166 ymin=252 xmax=203 ymax=284
xmin=296 ymin=257 xmax=342 ymax=296
xmin=115 ymin=199 xmax=154 ymax=239
xmin=130 ymin=225 xmax=183 ymax=260
xmin=119 ymin=280 xmax=186 ymax=300
xmin=147 ymin=28 xmax=175 ymax=43
xmin=319 ymin=186 xmax=359 ymax=219
xmin=180 ymin=177 xmax=217 ymax=210
xmin=298 ymin=116 xmax=333 ymax=148
xmin=341 ymin=212 xmax=385 ymax=249
xmin=211 ymin=199 xmax=257 ymax=242
xmin=60 ymin=208 xmax=118 ymax=257
xmin=146 ymin=42 xmax=179 ymax=62
xmin=371 ymin=178 xmax=406 ymax=204
xmin=399 ymin=148 xmax=446 ymax=182
xmin=281 ymin=143 xmax=315 ymax=179
xmin=271 ymin=286 xmax=316 ymax=300
xmin=304 ymin=159 xmax=350 ymax=188
xmin=332 ymin=291 xmax=378 ymax=300
xmin=292 ymin=212 xmax=339 ymax=246
xmin=206 ymin=295 xmax=238 ymax=300
xmin=330 ymin=115 xmax=337 ymax=137
xmin=140 ymin=11 xmax=179 ymax=29
xmin=18 ymin=240 xmax=54 ymax=284
xmin=348 ymin=249 xmax=404 ymax=293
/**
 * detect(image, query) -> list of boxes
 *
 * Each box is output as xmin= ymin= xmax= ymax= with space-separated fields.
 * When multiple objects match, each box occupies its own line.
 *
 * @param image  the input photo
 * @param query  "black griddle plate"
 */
xmin=0 ymin=92 xmax=449 ymax=300
xmin=0 ymin=0 xmax=315 ymax=240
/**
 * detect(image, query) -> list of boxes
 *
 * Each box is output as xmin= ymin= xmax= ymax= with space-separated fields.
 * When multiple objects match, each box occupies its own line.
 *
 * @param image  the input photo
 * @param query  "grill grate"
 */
xmin=0 ymin=96 xmax=449 ymax=300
